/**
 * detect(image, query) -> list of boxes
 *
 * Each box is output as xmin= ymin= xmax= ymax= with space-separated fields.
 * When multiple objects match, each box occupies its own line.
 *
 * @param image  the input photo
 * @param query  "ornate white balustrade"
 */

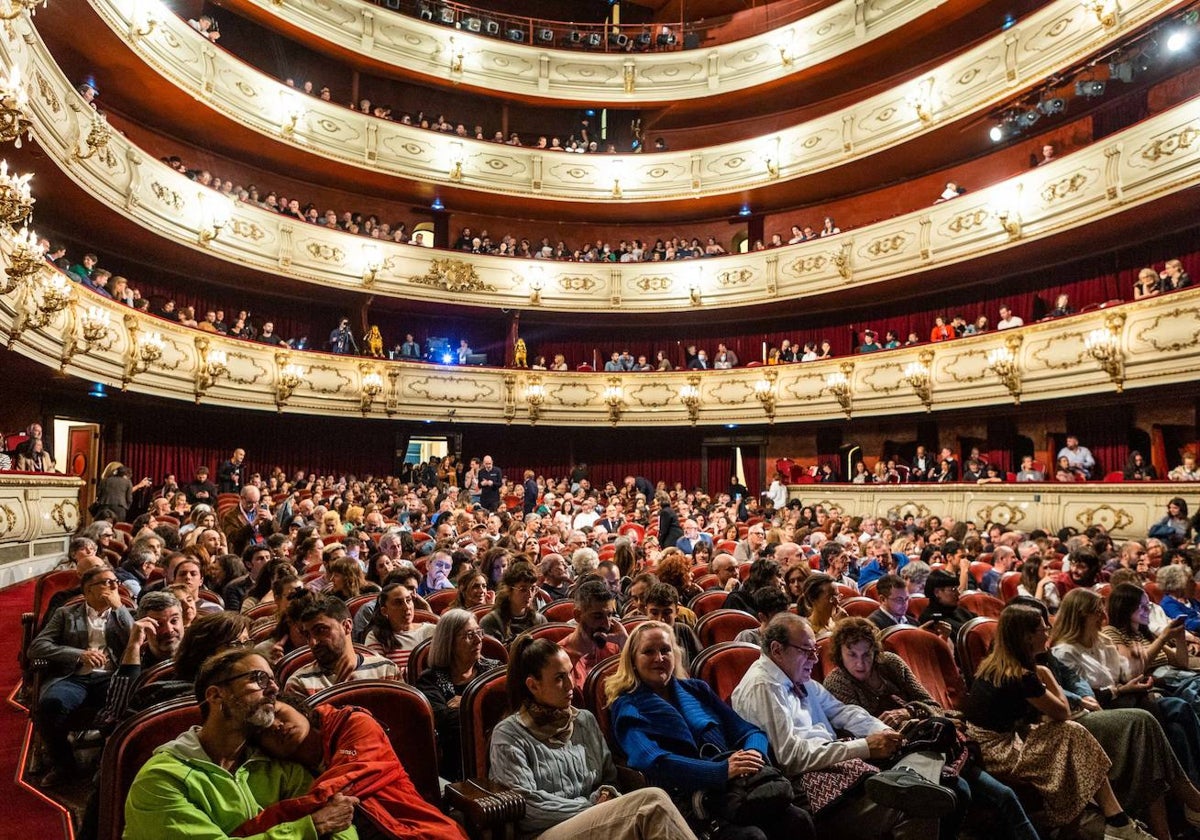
xmin=217 ymin=0 xmax=945 ymax=103
xmin=787 ymin=483 xmax=1185 ymax=541
xmin=11 ymin=13 xmax=1200 ymax=313
xmin=0 ymin=473 xmax=82 ymax=586
xmin=77 ymin=0 xmax=1181 ymax=202
xmin=3 ymin=245 xmax=1200 ymax=427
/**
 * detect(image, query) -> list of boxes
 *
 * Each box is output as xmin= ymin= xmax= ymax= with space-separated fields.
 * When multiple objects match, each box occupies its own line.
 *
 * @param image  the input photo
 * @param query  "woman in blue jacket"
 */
xmin=605 ymin=621 xmax=814 ymax=840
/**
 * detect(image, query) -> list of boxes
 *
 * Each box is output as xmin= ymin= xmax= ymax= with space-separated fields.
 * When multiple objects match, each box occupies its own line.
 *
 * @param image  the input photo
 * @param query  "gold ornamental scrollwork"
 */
xmin=410 ymin=258 xmax=495 ymax=293
xmin=944 ymin=209 xmax=989 ymax=235
xmin=633 ymin=276 xmax=672 ymax=293
xmin=787 ymin=255 xmax=828 ymax=276
xmin=716 ymin=269 xmax=753 ymax=287
xmin=150 ymin=182 xmax=183 ymax=211
xmin=1133 ymin=307 xmax=1200 ymax=353
xmin=1075 ymin=504 xmax=1134 ymax=533
xmin=977 ymin=503 xmax=1027 ymax=527
xmin=1040 ymin=172 xmax=1089 ymax=203
xmin=49 ymin=499 xmax=79 ymax=531
xmin=884 ymin=502 xmax=933 ymax=521
xmin=306 ymin=242 xmax=346 ymax=264
xmin=558 ymin=276 xmax=597 ymax=292
xmin=1138 ymin=125 xmax=1199 ymax=165
xmin=0 ymin=503 xmax=15 ymax=537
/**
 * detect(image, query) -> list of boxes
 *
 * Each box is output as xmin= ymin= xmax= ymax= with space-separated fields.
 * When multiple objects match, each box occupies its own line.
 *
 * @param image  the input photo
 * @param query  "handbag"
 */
xmin=691 ymin=746 xmax=794 ymax=826
xmin=897 ymin=715 xmax=976 ymax=780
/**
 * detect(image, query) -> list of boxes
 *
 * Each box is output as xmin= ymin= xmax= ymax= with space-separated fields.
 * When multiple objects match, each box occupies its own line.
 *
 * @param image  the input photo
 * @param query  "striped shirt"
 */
xmin=284 ymin=651 xmax=400 ymax=696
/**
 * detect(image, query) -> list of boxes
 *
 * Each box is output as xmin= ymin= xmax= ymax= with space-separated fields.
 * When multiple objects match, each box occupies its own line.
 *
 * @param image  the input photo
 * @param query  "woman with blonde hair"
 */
xmin=797 ymin=573 xmax=846 ymax=636
xmin=605 ymin=622 xmax=814 ymax=840
xmin=319 ymin=510 xmax=343 ymax=537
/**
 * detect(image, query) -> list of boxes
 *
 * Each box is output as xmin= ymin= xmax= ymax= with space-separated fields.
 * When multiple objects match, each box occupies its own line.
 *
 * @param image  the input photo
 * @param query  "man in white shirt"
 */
xmin=997 ymin=305 xmax=1024 ymax=330
xmin=1057 ymin=434 xmax=1096 ymax=479
xmin=731 ymin=613 xmax=951 ymax=839
xmin=767 ymin=473 xmax=789 ymax=511
xmin=572 ymin=497 xmax=601 ymax=532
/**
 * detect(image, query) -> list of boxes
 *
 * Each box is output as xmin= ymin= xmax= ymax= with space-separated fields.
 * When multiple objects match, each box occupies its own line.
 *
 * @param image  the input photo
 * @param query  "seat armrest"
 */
xmin=616 ymin=765 xmax=647 ymax=792
xmin=19 ymin=612 xmax=34 ymax=668
xmin=444 ymin=777 xmax=526 ymax=835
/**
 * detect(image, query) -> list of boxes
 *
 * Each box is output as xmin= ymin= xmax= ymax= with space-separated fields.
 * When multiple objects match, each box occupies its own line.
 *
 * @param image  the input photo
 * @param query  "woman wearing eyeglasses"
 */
xmin=416 ymin=609 xmax=504 ymax=781
xmin=480 ymin=562 xmax=547 ymax=645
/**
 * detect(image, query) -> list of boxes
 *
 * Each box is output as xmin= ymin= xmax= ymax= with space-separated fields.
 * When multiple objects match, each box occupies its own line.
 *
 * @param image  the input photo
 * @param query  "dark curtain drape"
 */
xmin=706 ymin=448 xmax=734 ymax=497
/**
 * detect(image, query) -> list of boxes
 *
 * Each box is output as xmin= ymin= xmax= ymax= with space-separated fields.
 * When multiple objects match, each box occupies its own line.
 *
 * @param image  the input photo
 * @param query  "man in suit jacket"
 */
xmin=909 ymin=445 xmax=934 ymax=482
xmin=29 ymin=564 xmax=133 ymax=783
xmin=866 ymin=574 xmax=921 ymax=631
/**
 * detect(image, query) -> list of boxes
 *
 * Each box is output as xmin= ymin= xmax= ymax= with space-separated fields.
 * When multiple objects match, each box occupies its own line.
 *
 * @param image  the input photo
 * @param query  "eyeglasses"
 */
xmin=211 ymin=669 xmax=276 ymax=690
xmin=88 ymin=578 xmax=119 ymax=589
xmin=461 ymin=630 xmax=486 ymax=642
xmin=783 ymin=642 xmax=820 ymax=659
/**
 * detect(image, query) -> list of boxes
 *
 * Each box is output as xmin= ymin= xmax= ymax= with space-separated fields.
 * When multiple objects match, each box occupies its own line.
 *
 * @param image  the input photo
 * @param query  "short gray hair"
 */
xmin=571 ymin=547 xmax=599 ymax=577
xmin=762 ymin=612 xmax=810 ymax=656
xmin=428 ymin=608 xmax=474 ymax=669
xmin=900 ymin=560 xmax=931 ymax=588
xmin=1157 ymin=563 xmax=1192 ymax=595
xmin=137 ymin=590 xmax=180 ymax=618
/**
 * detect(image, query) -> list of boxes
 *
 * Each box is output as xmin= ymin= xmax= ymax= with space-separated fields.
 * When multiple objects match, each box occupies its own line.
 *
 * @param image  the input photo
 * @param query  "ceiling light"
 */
xmin=1167 ymin=29 xmax=1191 ymax=51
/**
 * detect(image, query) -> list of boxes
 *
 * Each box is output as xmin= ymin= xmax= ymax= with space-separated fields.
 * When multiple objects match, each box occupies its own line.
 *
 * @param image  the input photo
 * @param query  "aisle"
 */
xmin=1 ymin=579 xmax=74 ymax=839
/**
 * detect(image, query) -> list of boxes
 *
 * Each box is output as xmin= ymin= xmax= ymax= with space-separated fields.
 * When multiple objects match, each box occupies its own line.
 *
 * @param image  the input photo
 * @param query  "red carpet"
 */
xmin=1 ymin=578 xmax=74 ymax=839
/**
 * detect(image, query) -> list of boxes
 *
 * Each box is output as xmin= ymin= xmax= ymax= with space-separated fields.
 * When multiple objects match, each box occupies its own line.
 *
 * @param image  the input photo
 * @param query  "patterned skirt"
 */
xmin=966 ymin=719 xmax=1112 ymax=828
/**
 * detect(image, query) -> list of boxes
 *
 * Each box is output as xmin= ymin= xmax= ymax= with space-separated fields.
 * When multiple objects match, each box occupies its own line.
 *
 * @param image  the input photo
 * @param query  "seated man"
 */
xmin=560 ymin=580 xmax=627 ymax=692
xmin=287 ymin=596 xmax=399 ymax=695
xmin=980 ymin=547 xmax=1017 ymax=596
xmin=917 ymin=571 xmax=978 ymax=640
xmin=124 ymin=649 xmax=358 ymax=840
xmin=732 ymin=613 xmax=951 ymax=840
xmin=723 ymin=557 xmax=784 ymax=614
xmin=29 ymin=564 xmax=133 ymax=785
xmin=37 ymin=538 xmax=105 ymax=630
xmin=537 ymin=553 xmax=572 ymax=602
xmin=642 ymin=583 xmax=701 ymax=670
xmin=868 ymin=575 xmax=921 ymax=630
xmin=735 ymin=586 xmax=791 ymax=646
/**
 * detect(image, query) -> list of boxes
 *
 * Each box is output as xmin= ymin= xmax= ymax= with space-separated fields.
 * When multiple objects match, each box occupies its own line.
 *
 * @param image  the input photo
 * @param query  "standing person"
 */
xmin=329 ymin=318 xmax=358 ymax=355
xmin=95 ymin=462 xmax=151 ymax=522
xmin=656 ymin=492 xmax=684 ymax=549
xmin=489 ymin=636 xmax=694 ymax=840
xmin=523 ymin=470 xmax=540 ymax=517
xmin=478 ymin=455 xmax=503 ymax=512
xmin=218 ymin=448 xmax=246 ymax=494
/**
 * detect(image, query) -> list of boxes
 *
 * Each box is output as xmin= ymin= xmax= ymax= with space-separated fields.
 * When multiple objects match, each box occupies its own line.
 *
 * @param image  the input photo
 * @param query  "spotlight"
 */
xmin=1002 ymin=13 xmax=1017 ymax=30
xmin=989 ymin=124 xmax=1005 ymax=142
xmin=1075 ymin=79 xmax=1106 ymax=97
xmin=1168 ymin=29 xmax=1191 ymax=51
xmin=609 ymin=32 xmax=629 ymax=48
xmin=431 ymin=197 xmax=444 ymax=210
xmin=537 ymin=28 xmax=553 ymax=42
xmin=586 ymin=32 xmax=602 ymax=48
xmin=506 ymin=27 xmax=525 ymax=42
xmin=437 ymin=6 xmax=454 ymax=24
xmin=442 ymin=352 xmax=454 ymax=365
xmin=1109 ymin=58 xmax=1135 ymax=82
xmin=483 ymin=19 xmax=500 ymax=36
xmin=463 ymin=17 xmax=481 ymax=32
xmin=418 ymin=3 xmax=434 ymax=19
xmin=1037 ymin=96 xmax=1067 ymax=115
xmin=570 ymin=30 xmax=583 ymax=44
xmin=1016 ymin=108 xmax=1041 ymax=129
xmin=636 ymin=31 xmax=651 ymax=48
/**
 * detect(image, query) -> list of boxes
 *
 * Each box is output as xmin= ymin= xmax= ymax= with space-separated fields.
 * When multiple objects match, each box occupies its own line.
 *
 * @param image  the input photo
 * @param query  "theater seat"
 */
xmin=956 ymin=616 xmax=998 ymax=685
xmin=425 ymin=589 xmax=458 ymax=615
xmin=275 ymin=643 xmax=382 ymax=687
xmin=21 ymin=569 xmax=79 ymax=674
xmin=968 ymin=561 xmax=993 ymax=586
xmin=97 ymin=699 xmax=202 ymax=840
xmin=407 ymin=636 xmax=508 ymax=684
xmin=520 ymin=622 xmax=575 ymax=645
xmin=690 ymin=641 xmax=760 ymax=704
xmin=881 ymin=626 xmax=966 ymax=710
xmin=841 ymin=596 xmax=879 ymax=618
xmin=541 ymin=599 xmax=576 ymax=622
xmin=696 ymin=609 xmax=758 ymax=647
xmin=688 ymin=590 xmax=728 ymax=617
xmin=813 ymin=634 xmax=838 ymax=683
xmin=959 ymin=591 xmax=1004 ymax=618
xmin=1000 ymin=572 xmax=1022 ymax=603
xmin=583 ymin=656 xmax=623 ymax=751
xmin=309 ymin=680 xmax=441 ymax=804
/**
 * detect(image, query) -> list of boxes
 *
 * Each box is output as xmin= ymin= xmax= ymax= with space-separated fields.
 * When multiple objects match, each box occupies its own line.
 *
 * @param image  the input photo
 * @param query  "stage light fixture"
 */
xmin=507 ymin=27 xmax=525 ymax=42
xmin=1167 ymin=29 xmax=1190 ymax=51
xmin=1075 ymin=79 xmax=1106 ymax=97
xmin=1037 ymin=96 xmax=1067 ymax=116
xmin=537 ymin=28 xmax=554 ymax=42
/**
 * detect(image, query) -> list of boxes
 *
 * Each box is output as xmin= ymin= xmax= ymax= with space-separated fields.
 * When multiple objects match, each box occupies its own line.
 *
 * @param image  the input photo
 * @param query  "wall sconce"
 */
xmin=528 ymin=278 xmax=542 ymax=306
xmin=279 ymin=93 xmax=304 ymax=137
xmin=360 ymin=367 xmax=384 ymax=412
xmin=1 ymin=226 xmax=45 ymax=294
xmin=1084 ymin=312 xmax=1126 ymax=391
xmin=275 ymin=351 xmax=304 ymax=410
xmin=611 ymin=177 xmax=622 ymax=199
xmin=0 ymin=64 xmax=32 ymax=148
xmin=198 ymin=195 xmax=233 ymax=245
xmin=680 ymin=377 xmax=701 ymax=425
xmin=60 ymin=303 xmax=110 ymax=369
xmin=907 ymin=77 xmax=936 ymax=124
xmin=122 ymin=325 xmax=164 ymax=389
xmin=775 ymin=28 xmax=798 ymax=67
xmin=73 ymin=112 xmax=112 ymax=162
xmin=448 ymin=141 xmax=464 ymax=182
xmin=994 ymin=208 xmax=1021 ymax=238
xmin=826 ymin=365 xmax=853 ymax=417
xmin=755 ymin=369 xmax=778 ymax=422
xmin=689 ymin=285 xmax=701 ymax=306
xmin=193 ymin=336 xmax=229 ymax=402
xmin=902 ymin=350 xmax=934 ymax=410
xmin=1082 ymin=0 xmax=1119 ymax=28
xmin=603 ymin=381 xmax=624 ymax=425
xmin=986 ymin=337 xmax=1023 ymax=403
xmin=6 ymin=265 xmax=67 ymax=345
xmin=526 ymin=378 xmax=545 ymax=424
xmin=0 ymin=0 xmax=42 ymax=20
xmin=448 ymin=37 xmax=464 ymax=75
xmin=0 ymin=160 xmax=34 ymax=228
xmin=360 ymin=245 xmax=382 ymax=288
xmin=762 ymin=156 xmax=780 ymax=179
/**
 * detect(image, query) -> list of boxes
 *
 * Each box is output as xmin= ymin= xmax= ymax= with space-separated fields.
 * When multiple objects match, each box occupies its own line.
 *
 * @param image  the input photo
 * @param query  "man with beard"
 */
xmin=124 ymin=649 xmax=359 ymax=840
xmin=285 ymin=597 xmax=399 ymax=695
xmin=560 ymin=580 xmax=627 ymax=692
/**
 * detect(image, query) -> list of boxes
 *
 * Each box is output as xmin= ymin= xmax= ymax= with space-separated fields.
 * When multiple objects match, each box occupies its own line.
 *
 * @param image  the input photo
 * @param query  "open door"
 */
xmin=66 ymin=423 xmax=100 ymax=518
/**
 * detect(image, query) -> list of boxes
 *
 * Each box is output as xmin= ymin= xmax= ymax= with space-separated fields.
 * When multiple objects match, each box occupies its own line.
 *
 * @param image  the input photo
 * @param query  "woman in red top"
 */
xmin=930 ymin=316 xmax=954 ymax=342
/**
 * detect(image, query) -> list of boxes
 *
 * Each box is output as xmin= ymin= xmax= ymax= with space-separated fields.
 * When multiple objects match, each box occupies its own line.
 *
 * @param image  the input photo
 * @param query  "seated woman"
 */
xmin=451 ymin=569 xmax=494 ymax=611
xmin=415 ymin=608 xmax=503 ymax=782
xmin=1016 ymin=554 xmax=1060 ymax=613
xmin=364 ymin=583 xmax=437 ymax=656
xmin=239 ymin=693 xmax=466 ymax=840
xmin=606 ymin=621 xmax=814 ymax=840
xmin=254 ymin=586 xmax=313 ymax=667
xmin=797 ymin=573 xmax=847 ymax=636
xmin=1150 ymin=498 xmax=1192 ymax=548
xmin=489 ymin=636 xmax=694 ymax=840
xmin=481 ymin=562 xmax=547 ymax=644
xmin=1055 ymin=455 xmax=1085 ymax=483
xmin=1134 ymin=267 xmax=1161 ymax=299
xmin=327 ymin=557 xmax=379 ymax=602
xmin=1158 ymin=563 xmax=1200 ymax=633
xmin=962 ymin=604 xmax=1155 ymax=840
xmin=823 ymin=618 xmax=1039 ymax=840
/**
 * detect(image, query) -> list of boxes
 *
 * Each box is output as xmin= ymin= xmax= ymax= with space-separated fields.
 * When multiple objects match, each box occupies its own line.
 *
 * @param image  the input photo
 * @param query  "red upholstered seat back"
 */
xmin=956 ymin=617 xmax=998 ymax=684
xmin=690 ymin=641 xmax=761 ymax=704
xmin=881 ymin=626 xmax=966 ymax=711
xmin=959 ymin=591 xmax=1004 ymax=618
xmin=696 ymin=609 xmax=758 ymax=647
xmin=542 ymin=600 xmax=576 ymax=622
xmin=841 ymin=596 xmax=881 ymax=618
xmin=689 ymin=590 xmax=728 ymax=617
xmin=459 ymin=667 xmax=510 ymax=778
